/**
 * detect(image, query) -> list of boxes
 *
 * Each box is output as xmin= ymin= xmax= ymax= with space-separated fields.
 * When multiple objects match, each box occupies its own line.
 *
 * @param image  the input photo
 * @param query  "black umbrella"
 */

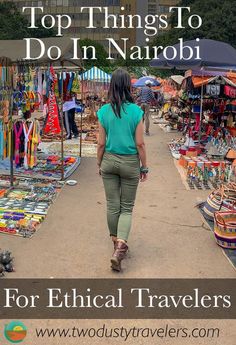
xmin=150 ymin=39 xmax=236 ymax=69
xmin=150 ymin=39 xmax=236 ymax=142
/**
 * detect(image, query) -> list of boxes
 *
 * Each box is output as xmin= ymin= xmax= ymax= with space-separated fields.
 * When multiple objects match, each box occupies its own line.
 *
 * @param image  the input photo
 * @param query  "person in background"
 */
xmin=97 ymin=68 xmax=148 ymax=272
xmin=139 ymin=80 xmax=157 ymax=135
xmin=63 ymin=94 xmax=79 ymax=140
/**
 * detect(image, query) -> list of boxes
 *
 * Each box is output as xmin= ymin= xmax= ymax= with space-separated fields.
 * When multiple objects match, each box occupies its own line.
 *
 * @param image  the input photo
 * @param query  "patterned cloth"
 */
xmin=139 ymin=86 xmax=156 ymax=104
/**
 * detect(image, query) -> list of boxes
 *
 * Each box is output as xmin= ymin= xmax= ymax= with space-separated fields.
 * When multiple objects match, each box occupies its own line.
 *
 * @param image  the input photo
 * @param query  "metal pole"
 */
xmin=8 ymin=65 xmax=14 ymax=188
xmin=79 ymin=100 xmax=83 ymax=159
xmin=198 ymin=71 xmax=204 ymax=144
xmin=9 ymin=92 xmax=14 ymax=187
xmin=60 ymin=63 xmax=65 ymax=180
xmin=80 ymin=71 xmax=83 ymax=158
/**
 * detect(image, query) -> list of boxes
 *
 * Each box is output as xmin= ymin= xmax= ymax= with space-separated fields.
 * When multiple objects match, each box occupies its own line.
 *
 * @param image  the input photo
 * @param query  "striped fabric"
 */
xmin=214 ymin=211 xmax=236 ymax=249
xmin=139 ymin=87 xmax=156 ymax=104
xmin=80 ymin=66 xmax=111 ymax=83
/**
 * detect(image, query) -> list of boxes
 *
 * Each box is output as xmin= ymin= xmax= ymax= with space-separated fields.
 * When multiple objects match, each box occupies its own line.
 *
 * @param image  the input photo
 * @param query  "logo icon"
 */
xmin=4 ymin=321 xmax=27 ymax=343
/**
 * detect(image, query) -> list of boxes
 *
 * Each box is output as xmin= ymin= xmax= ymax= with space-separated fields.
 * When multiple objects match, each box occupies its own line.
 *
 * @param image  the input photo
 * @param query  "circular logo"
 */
xmin=4 ymin=321 xmax=27 ymax=343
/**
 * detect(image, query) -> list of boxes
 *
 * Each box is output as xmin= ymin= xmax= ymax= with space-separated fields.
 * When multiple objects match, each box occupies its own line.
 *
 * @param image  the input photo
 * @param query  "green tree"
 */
xmin=0 ymin=1 xmax=55 ymax=39
xmin=153 ymin=0 xmax=236 ymax=48
xmin=79 ymin=39 xmax=110 ymax=70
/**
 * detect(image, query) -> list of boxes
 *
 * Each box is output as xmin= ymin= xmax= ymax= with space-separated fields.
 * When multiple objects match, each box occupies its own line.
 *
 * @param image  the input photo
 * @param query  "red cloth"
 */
xmin=44 ymin=67 xmax=61 ymax=135
xmin=44 ymin=92 xmax=61 ymax=135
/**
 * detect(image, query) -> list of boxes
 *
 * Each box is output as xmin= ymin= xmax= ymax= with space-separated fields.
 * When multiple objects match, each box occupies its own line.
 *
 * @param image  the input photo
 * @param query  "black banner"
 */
xmin=0 ymin=279 xmax=235 ymax=319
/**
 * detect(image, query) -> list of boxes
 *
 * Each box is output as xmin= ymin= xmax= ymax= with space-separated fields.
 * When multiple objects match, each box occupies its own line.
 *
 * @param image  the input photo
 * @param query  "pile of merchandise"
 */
xmin=154 ymin=100 xmax=183 ymax=132
xmin=0 ymin=176 xmax=63 ymax=238
xmin=169 ymin=127 xmax=236 ymax=189
xmin=161 ymin=69 xmax=236 ymax=190
xmin=15 ymin=154 xmax=80 ymax=180
xmin=198 ymin=182 xmax=236 ymax=268
xmin=81 ymin=119 xmax=99 ymax=144
xmin=0 ymin=250 xmax=14 ymax=276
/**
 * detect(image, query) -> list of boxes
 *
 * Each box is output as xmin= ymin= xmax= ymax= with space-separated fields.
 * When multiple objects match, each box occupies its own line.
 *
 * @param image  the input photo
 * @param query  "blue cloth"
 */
xmin=139 ymin=87 xmax=156 ymax=104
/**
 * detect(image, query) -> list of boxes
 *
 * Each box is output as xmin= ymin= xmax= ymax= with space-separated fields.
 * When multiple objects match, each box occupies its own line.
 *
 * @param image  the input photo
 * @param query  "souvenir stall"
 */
xmin=69 ymin=66 xmax=112 ymax=149
xmin=168 ymin=69 xmax=236 ymax=190
xmin=0 ymin=64 xmax=62 ymax=238
xmin=150 ymin=40 xmax=236 ymax=268
xmin=0 ymin=38 xmax=83 ymax=238
xmin=152 ymin=77 xmax=183 ymax=131
xmin=81 ymin=66 xmax=111 ymax=115
xmin=0 ymin=65 xmax=82 ymax=180
xmin=0 ymin=38 xmax=84 ymax=181
xmin=150 ymin=39 xmax=236 ymax=190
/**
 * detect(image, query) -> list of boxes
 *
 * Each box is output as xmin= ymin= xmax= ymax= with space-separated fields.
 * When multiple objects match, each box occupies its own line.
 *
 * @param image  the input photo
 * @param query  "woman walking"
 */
xmin=97 ymin=69 xmax=148 ymax=272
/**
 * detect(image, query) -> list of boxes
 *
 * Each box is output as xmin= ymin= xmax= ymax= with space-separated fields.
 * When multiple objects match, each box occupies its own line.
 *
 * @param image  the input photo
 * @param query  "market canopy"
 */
xmin=170 ymin=75 xmax=184 ymax=85
xmin=185 ymin=68 xmax=236 ymax=78
xmin=133 ymin=76 xmax=160 ymax=87
xmin=80 ymin=66 xmax=111 ymax=82
xmin=0 ymin=37 xmax=83 ymax=67
xmin=150 ymin=39 xmax=236 ymax=70
xmin=185 ymin=69 xmax=236 ymax=88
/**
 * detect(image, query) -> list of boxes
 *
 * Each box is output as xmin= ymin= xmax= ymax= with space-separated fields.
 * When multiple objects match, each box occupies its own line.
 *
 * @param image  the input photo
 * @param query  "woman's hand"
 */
xmin=140 ymin=172 xmax=148 ymax=182
xmin=97 ymin=162 xmax=102 ymax=176
xmin=140 ymin=166 xmax=149 ymax=182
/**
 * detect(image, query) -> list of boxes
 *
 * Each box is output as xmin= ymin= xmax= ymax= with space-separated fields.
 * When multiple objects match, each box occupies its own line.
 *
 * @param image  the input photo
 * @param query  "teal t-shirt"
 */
xmin=97 ymin=102 xmax=143 ymax=155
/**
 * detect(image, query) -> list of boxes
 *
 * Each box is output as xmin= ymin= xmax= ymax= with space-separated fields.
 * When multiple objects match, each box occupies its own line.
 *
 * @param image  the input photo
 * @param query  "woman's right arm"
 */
xmin=135 ymin=120 xmax=148 ymax=181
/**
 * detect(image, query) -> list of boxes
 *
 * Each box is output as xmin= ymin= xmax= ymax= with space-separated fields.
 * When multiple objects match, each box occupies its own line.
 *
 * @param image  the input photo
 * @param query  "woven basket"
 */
xmin=203 ymin=183 xmax=236 ymax=221
xmin=214 ymin=211 xmax=236 ymax=249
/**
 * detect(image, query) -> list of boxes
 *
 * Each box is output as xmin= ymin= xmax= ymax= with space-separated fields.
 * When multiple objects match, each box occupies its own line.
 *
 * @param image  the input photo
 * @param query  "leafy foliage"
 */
xmin=0 ymin=1 xmax=55 ymax=40
xmin=153 ymin=0 xmax=236 ymax=48
xmin=79 ymin=39 xmax=110 ymax=70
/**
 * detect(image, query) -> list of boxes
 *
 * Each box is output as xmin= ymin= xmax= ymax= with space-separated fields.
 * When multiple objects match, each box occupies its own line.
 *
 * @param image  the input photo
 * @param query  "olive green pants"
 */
xmin=101 ymin=152 xmax=140 ymax=241
xmin=141 ymin=103 xmax=150 ymax=134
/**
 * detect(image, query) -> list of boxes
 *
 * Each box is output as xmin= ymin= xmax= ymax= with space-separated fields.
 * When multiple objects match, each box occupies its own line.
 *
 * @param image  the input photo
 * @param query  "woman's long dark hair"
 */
xmin=108 ymin=68 xmax=134 ymax=118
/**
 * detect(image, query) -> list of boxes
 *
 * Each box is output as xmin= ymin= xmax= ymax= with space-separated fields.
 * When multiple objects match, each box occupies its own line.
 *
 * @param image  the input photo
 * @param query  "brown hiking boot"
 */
xmin=111 ymin=241 xmax=128 ymax=272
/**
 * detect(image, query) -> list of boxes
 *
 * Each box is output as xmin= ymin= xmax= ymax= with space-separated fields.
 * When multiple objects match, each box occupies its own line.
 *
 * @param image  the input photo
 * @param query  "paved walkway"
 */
xmin=1 ymin=124 xmax=235 ymax=345
xmin=2 ymin=124 xmax=235 ymax=278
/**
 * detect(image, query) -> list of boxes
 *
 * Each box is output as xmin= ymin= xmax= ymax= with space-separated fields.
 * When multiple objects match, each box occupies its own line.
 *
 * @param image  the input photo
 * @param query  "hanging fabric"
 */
xmin=44 ymin=66 xmax=61 ymax=135
xmin=44 ymin=92 xmax=61 ymax=135
xmin=29 ymin=120 xmax=40 ymax=168
xmin=23 ymin=121 xmax=34 ymax=169
xmin=14 ymin=121 xmax=23 ymax=165
xmin=0 ymin=121 xmax=4 ymax=161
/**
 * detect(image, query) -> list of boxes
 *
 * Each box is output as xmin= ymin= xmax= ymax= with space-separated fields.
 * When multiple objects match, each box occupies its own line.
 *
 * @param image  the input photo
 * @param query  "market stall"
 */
xmin=0 ymin=38 xmax=83 ymax=238
xmin=150 ymin=39 xmax=236 ymax=190
xmin=80 ymin=66 xmax=111 ymax=115
xmin=167 ymin=69 xmax=236 ymax=190
xmin=0 ymin=38 xmax=84 ymax=182
xmin=150 ymin=39 xmax=236 ymax=264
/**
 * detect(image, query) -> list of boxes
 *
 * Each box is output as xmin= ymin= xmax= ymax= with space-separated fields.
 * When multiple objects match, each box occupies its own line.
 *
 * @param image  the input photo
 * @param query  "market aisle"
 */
xmin=1 ymin=124 xmax=235 ymax=278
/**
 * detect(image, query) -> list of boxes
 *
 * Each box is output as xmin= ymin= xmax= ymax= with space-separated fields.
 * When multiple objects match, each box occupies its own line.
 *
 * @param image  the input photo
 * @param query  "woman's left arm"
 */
xmin=97 ymin=123 xmax=106 ymax=169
